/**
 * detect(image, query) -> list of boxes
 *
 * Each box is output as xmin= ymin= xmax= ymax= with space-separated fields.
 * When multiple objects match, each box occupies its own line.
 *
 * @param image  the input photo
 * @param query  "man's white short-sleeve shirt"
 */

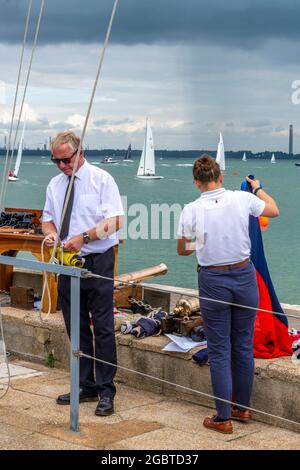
xmin=43 ymin=160 xmax=124 ymax=255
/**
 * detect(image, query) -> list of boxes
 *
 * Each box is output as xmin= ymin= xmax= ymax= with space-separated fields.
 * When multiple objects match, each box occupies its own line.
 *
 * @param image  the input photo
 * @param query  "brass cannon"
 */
xmin=161 ymin=297 xmax=203 ymax=336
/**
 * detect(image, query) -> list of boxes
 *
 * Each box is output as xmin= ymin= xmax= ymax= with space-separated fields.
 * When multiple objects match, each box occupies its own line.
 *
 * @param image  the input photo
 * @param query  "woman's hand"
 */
xmin=245 ymin=176 xmax=261 ymax=193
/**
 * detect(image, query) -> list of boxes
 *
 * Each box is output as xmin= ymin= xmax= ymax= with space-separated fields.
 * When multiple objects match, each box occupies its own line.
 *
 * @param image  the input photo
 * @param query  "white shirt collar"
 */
xmin=200 ymin=187 xmax=226 ymax=200
xmin=73 ymin=159 xmax=88 ymax=180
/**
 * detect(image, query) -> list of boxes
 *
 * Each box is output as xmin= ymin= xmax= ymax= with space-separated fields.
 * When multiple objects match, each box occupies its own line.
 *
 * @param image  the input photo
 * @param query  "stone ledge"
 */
xmin=1 ymin=306 xmax=299 ymax=432
xmin=117 ymin=334 xmax=201 ymax=360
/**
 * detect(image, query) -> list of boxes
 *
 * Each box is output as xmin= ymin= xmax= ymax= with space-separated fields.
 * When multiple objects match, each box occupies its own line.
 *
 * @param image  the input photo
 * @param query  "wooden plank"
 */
xmin=114 ymin=285 xmax=142 ymax=309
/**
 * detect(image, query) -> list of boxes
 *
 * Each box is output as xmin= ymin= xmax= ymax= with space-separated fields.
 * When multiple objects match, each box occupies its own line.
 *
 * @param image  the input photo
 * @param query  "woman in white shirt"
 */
xmin=177 ymin=155 xmax=279 ymax=434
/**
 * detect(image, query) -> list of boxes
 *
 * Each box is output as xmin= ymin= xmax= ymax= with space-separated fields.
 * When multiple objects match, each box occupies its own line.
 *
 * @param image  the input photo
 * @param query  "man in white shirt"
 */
xmin=42 ymin=131 xmax=124 ymax=416
xmin=177 ymin=154 xmax=279 ymax=434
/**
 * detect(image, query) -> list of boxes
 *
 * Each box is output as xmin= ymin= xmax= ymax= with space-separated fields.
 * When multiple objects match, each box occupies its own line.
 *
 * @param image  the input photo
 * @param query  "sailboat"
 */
xmin=137 ymin=118 xmax=163 ymax=180
xmin=123 ymin=143 xmax=133 ymax=162
xmin=8 ymin=116 xmax=26 ymax=182
xmin=270 ymin=153 xmax=276 ymax=164
xmin=242 ymin=152 xmax=247 ymax=162
xmin=215 ymin=132 xmax=225 ymax=171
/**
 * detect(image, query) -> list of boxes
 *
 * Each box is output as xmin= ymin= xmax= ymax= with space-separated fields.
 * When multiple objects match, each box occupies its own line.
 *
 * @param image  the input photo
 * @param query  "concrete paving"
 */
xmin=0 ymin=358 xmax=299 ymax=450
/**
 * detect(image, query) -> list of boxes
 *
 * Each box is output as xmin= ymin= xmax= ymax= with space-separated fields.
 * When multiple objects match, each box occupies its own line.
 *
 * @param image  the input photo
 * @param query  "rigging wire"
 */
xmin=84 ymin=271 xmax=300 ymax=321
xmin=0 ymin=0 xmax=296 ymax=434
xmin=41 ymin=0 xmax=120 ymax=315
xmin=49 ymin=0 xmax=119 ymax=265
xmin=80 ymin=352 xmax=300 ymax=429
xmin=0 ymin=0 xmax=32 ymax=211
xmin=1 ymin=0 xmax=45 ymax=211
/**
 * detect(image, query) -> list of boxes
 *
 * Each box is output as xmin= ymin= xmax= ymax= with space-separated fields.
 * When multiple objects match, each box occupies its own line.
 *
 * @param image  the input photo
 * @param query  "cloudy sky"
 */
xmin=0 ymin=0 xmax=300 ymax=152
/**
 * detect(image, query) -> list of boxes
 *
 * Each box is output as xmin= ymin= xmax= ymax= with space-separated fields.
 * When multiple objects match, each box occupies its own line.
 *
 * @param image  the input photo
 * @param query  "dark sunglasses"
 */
xmin=51 ymin=148 xmax=79 ymax=165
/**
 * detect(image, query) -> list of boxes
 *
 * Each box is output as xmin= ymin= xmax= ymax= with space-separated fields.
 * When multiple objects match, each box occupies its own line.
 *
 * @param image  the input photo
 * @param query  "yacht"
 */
xmin=101 ymin=156 xmax=118 ymax=164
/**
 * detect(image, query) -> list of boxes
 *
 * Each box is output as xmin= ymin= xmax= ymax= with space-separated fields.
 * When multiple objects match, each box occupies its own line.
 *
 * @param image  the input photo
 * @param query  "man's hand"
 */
xmin=63 ymin=235 xmax=84 ymax=253
xmin=44 ymin=232 xmax=59 ymax=247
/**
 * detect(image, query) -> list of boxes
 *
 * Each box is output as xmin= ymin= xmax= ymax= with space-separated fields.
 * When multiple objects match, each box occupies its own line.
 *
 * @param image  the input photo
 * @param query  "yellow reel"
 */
xmin=49 ymin=248 xmax=85 ymax=268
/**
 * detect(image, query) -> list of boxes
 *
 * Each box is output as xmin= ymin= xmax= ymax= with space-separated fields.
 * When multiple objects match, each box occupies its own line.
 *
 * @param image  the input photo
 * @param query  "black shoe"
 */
xmin=56 ymin=388 xmax=98 ymax=405
xmin=95 ymin=397 xmax=114 ymax=416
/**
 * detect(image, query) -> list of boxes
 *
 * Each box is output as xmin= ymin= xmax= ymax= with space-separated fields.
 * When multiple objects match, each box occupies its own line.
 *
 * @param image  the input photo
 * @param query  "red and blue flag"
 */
xmin=241 ymin=180 xmax=292 ymax=358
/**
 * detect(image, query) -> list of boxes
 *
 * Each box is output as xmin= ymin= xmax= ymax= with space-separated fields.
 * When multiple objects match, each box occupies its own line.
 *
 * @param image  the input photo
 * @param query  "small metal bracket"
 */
xmin=72 ymin=350 xmax=83 ymax=358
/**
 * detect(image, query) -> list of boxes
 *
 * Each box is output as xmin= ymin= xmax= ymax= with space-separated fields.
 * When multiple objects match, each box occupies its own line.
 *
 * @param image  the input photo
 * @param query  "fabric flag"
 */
xmin=241 ymin=180 xmax=292 ymax=358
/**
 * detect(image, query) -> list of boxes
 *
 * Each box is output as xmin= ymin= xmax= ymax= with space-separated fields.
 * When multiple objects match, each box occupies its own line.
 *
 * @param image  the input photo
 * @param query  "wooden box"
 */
xmin=10 ymin=286 xmax=34 ymax=310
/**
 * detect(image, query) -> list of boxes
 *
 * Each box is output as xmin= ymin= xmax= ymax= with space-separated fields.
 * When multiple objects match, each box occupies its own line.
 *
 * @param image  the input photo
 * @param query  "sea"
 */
xmin=1 ymin=155 xmax=299 ymax=305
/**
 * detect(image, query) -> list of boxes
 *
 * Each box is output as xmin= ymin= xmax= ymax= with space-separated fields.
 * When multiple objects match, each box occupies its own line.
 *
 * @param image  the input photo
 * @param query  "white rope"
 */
xmin=39 ymin=240 xmax=66 ymax=321
xmin=0 ymin=0 xmax=32 ymax=211
xmin=80 ymin=352 xmax=300 ymax=429
xmin=38 ymin=237 xmax=53 ymax=322
xmin=85 ymin=271 xmax=300 ymax=321
xmin=1 ymin=0 xmax=45 ymax=211
xmin=50 ymin=0 xmax=119 ymax=262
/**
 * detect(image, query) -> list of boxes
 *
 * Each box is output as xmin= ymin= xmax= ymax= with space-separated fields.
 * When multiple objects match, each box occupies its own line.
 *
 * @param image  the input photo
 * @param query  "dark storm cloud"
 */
xmin=1 ymin=0 xmax=300 ymax=49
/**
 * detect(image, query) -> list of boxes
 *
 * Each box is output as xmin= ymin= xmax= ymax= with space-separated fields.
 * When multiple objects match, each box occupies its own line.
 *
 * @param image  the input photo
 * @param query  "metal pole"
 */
xmin=70 ymin=275 xmax=81 ymax=432
xmin=0 ymin=254 xmax=84 ymax=432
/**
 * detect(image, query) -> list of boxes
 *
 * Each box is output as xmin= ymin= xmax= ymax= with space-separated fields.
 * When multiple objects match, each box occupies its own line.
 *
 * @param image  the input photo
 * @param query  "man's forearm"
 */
xmin=42 ymin=221 xmax=57 ymax=236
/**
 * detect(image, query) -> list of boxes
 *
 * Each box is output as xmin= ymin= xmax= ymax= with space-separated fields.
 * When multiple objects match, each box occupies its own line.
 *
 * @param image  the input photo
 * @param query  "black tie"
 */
xmin=60 ymin=176 xmax=75 ymax=241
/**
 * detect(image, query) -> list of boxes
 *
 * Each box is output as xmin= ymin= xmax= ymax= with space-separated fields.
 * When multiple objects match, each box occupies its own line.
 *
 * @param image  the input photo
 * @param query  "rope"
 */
xmin=0 ymin=0 xmax=32 ymax=211
xmin=38 ymin=237 xmax=53 ymax=322
xmin=85 ymin=271 xmax=300 ymax=321
xmin=50 ymin=0 xmax=119 ymax=263
xmin=79 ymin=352 xmax=300 ymax=429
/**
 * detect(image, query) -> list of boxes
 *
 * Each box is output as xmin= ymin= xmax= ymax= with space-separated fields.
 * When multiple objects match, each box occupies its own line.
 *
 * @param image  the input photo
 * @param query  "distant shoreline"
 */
xmin=0 ymin=148 xmax=300 ymax=160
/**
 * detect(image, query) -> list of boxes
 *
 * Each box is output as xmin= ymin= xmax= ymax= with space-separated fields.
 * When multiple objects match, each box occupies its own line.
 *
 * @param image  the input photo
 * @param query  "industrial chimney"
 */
xmin=289 ymin=124 xmax=293 ymax=155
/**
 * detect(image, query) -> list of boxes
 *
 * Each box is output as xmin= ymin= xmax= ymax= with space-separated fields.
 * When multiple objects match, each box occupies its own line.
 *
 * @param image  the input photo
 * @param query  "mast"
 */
xmin=13 ymin=115 xmax=27 ymax=177
xmin=143 ymin=118 xmax=148 ymax=175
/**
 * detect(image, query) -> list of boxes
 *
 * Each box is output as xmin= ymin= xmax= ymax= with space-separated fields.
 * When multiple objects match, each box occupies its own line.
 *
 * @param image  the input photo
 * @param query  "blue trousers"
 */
xmin=58 ymin=248 xmax=117 ymax=399
xmin=198 ymin=262 xmax=258 ymax=420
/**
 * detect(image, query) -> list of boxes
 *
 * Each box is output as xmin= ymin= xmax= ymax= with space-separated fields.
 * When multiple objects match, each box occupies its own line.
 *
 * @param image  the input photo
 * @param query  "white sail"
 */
xmin=12 ymin=116 xmax=26 ymax=179
xmin=242 ymin=152 xmax=247 ymax=162
xmin=216 ymin=132 xmax=225 ymax=171
xmin=271 ymin=153 xmax=276 ymax=163
xmin=124 ymin=143 xmax=133 ymax=161
xmin=137 ymin=119 xmax=163 ymax=179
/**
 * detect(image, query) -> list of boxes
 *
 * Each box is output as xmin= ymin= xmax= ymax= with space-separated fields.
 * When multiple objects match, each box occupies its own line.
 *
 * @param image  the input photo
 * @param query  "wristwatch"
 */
xmin=82 ymin=232 xmax=90 ymax=244
xmin=253 ymin=186 xmax=262 ymax=196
